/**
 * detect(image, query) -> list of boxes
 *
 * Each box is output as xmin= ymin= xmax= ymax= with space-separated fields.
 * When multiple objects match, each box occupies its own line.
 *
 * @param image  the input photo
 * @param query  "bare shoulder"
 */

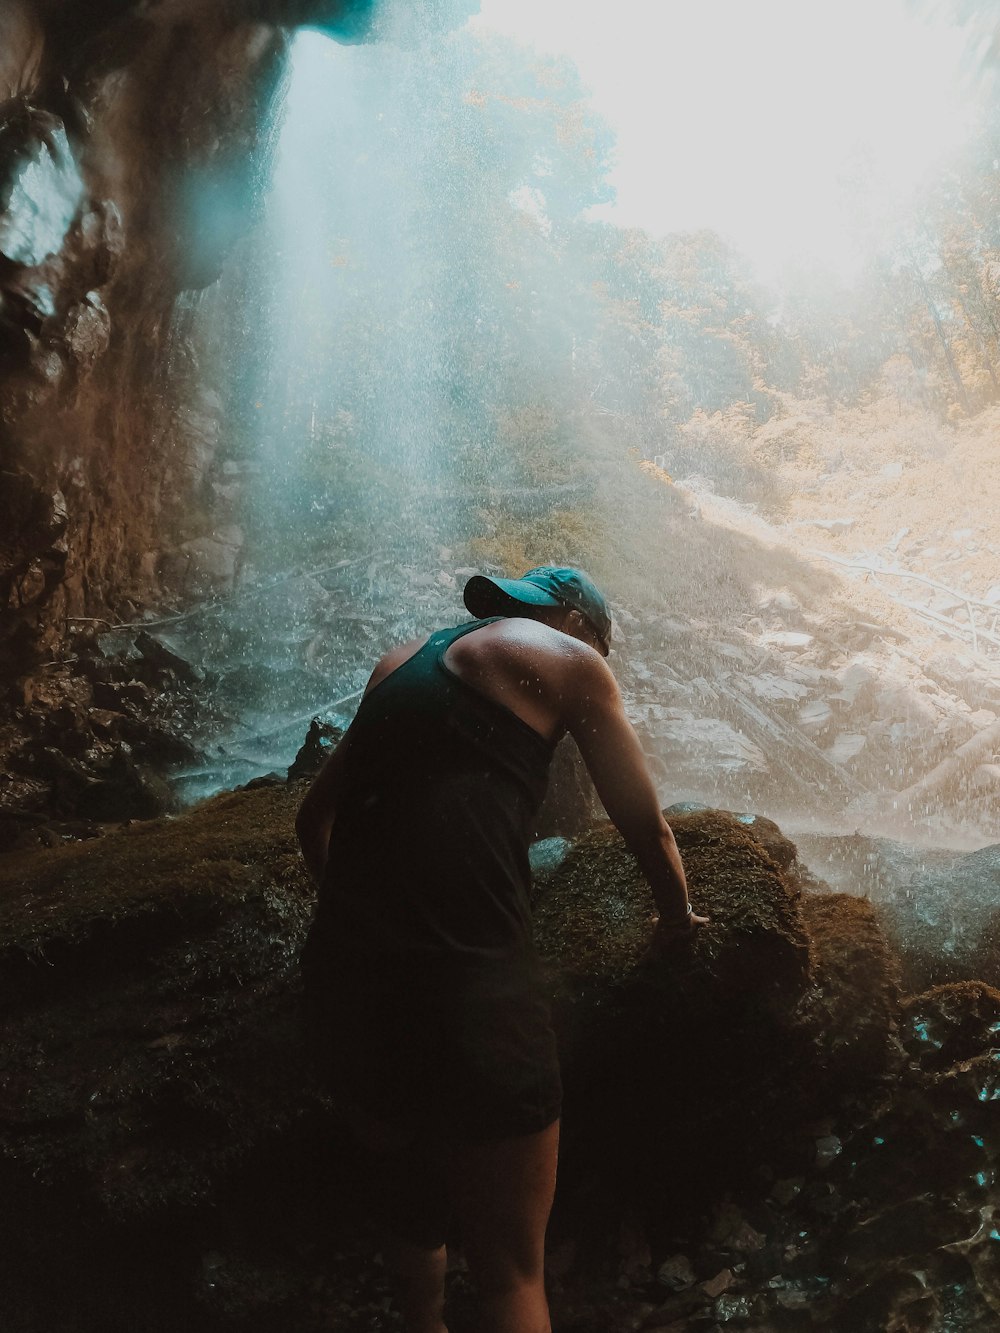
xmin=365 ymin=633 xmax=431 ymax=694
xmin=481 ymin=618 xmax=615 ymax=690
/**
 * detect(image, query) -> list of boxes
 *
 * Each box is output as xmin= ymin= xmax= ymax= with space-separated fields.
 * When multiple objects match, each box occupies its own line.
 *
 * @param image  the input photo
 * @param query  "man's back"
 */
xmin=367 ymin=612 xmax=606 ymax=748
xmin=298 ymin=598 xmax=698 ymax=958
xmin=301 ymin=616 xmax=560 ymax=982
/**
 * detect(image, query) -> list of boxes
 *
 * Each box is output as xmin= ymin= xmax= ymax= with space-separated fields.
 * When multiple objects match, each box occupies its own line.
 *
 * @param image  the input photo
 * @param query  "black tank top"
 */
xmin=301 ymin=617 xmax=558 ymax=997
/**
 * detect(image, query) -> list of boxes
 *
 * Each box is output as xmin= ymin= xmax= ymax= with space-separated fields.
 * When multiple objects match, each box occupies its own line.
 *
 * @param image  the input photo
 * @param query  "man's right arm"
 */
xmin=295 ymin=634 xmax=430 ymax=887
xmin=562 ymin=648 xmax=704 ymax=934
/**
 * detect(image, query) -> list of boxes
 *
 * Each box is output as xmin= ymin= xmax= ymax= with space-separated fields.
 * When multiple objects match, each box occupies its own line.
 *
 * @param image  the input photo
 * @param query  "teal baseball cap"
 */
xmin=463 ymin=565 xmax=612 ymax=656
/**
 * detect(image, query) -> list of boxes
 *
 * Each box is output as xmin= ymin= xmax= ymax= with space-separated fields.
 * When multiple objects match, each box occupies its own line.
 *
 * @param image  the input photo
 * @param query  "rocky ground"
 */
xmin=1 ymin=775 xmax=998 ymax=1333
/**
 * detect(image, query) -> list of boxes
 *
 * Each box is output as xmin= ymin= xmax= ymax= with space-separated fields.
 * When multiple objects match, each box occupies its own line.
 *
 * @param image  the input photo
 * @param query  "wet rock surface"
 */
xmin=134 ymin=522 xmax=1000 ymax=846
xmin=877 ymin=842 xmax=1000 ymax=993
xmin=0 ymin=627 xmax=212 ymax=846
xmin=4 ymin=794 xmax=994 ymax=1330
xmin=0 ymin=3 xmax=294 ymax=762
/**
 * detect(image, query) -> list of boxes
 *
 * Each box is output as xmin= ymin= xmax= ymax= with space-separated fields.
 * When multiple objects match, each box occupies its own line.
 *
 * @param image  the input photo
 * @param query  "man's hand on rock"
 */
xmin=641 ymin=908 xmax=709 ymax=963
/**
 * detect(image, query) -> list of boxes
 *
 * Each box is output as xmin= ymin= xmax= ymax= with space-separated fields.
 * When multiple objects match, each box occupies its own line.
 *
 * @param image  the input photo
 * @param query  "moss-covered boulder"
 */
xmin=533 ymin=811 xmax=901 ymax=1219
xmin=0 ymin=785 xmax=331 ymax=1330
xmin=799 ymin=892 xmax=903 ymax=1084
xmin=0 ymin=792 xmax=905 ymax=1330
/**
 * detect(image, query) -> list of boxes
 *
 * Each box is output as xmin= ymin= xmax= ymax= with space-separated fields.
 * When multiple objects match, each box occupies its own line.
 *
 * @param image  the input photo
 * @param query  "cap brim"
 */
xmin=463 ymin=574 xmax=563 ymax=619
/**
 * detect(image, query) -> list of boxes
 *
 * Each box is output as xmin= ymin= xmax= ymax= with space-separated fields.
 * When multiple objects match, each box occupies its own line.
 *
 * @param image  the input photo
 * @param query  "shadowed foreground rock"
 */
xmin=533 ymin=812 xmax=901 ymax=1223
xmin=0 ymin=790 xmax=968 ymax=1332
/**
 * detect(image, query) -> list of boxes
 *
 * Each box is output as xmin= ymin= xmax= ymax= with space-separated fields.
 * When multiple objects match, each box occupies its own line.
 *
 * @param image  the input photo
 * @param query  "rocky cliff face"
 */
xmin=0 ymin=2 xmax=293 ymax=700
xmin=0 ymin=0 xmax=402 ymax=707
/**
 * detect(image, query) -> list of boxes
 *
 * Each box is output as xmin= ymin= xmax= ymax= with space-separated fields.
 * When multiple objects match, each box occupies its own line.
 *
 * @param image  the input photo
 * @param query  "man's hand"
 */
xmin=641 ymin=910 xmax=710 ymax=964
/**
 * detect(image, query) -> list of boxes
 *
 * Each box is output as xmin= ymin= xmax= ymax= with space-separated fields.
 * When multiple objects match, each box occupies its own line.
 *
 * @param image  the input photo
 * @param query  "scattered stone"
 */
xmin=64 ymin=290 xmax=111 ymax=370
xmin=656 ymin=1254 xmax=696 ymax=1291
xmin=759 ymin=630 xmax=813 ymax=649
xmin=134 ymin=630 xmax=204 ymax=686
xmin=644 ymin=714 xmax=769 ymax=775
xmin=829 ymin=659 xmax=877 ymax=707
xmin=797 ymin=698 xmax=832 ymax=731
xmin=774 ymin=1282 xmax=812 ymax=1310
xmin=528 ymin=836 xmax=571 ymax=882
xmin=741 ymin=674 xmax=809 ymax=702
xmin=177 ymin=535 xmax=241 ymax=590
xmin=714 ymin=1292 xmax=753 ymax=1321
xmin=769 ymin=1177 xmax=804 ymax=1207
xmin=815 ymin=1135 xmax=842 ymax=1167
xmin=824 ymin=732 xmax=866 ymax=764
xmin=701 ymin=1268 xmax=734 ymax=1299
xmin=287 ymin=719 xmax=343 ymax=783
xmin=760 ymin=589 xmax=800 ymax=613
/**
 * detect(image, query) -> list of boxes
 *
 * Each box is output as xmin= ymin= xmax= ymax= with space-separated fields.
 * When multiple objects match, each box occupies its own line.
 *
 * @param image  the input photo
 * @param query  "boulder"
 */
xmin=286 ymin=718 xmax=343 ymax=781
xmin=899 ymin=980 xmax=1000 ymax=1072
xmin=0 ymin=794 xmax=904 ymax=1329
xmin=533 ymin=811 xmax=901 ymax=1217
xmin=134 ymin=629 xmax=204 ymax=686
xmin=876 ymin=842 xmax=1000 ymax=992
xmin=177 ymin=535 xmax=241 ymax=591
xmin=532 ymin=734 xmax=601 ymax=840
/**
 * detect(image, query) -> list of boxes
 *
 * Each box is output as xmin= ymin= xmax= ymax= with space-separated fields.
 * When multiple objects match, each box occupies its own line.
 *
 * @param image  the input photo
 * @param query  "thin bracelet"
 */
xmin=659 ymin=903 xmax=693 ymax=928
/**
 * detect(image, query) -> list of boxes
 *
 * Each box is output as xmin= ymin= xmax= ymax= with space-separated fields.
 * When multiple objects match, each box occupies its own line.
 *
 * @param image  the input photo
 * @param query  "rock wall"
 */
xmin=0 ymin=1 xmax=385 ymax=710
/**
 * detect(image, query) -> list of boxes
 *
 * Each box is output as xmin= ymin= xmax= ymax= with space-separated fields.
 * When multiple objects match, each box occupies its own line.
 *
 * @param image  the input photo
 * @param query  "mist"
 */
xmin=158 ymin=0 xmax=1000 ymax=851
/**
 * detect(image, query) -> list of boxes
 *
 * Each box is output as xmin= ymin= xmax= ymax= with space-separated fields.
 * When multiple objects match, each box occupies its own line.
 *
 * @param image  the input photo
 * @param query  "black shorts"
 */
xmin=302 ymin=968 xmax=563 ymax=1145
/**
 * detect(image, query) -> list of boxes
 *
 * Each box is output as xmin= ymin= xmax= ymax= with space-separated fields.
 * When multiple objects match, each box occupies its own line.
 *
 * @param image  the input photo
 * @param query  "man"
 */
xmin=296 ymin=566 xmax=705 ymax=1333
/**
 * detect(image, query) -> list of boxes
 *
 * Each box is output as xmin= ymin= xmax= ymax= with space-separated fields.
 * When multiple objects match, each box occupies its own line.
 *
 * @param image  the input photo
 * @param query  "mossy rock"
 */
xmin=899 ymin=980 xmax=1000 ymax=1074
xmin=534 ymin=809 xmax=813 ymax=999
xmin=533 ymin=811 xmax=902 ymax=1215
xmin=0 ymin=790 xmax=909 ymax=1328
xmin=0 ymin=785 xmax=318 ymax=1217
xmin=799 ymin=893 xmax=903 ymax=1087
xmin=0 ymin=784 xmax=311 ymax=997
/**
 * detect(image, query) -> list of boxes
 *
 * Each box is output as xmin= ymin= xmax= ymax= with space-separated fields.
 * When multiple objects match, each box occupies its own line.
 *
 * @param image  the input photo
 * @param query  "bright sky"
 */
xmin=473 ymin=0 xmax=974 ymax=286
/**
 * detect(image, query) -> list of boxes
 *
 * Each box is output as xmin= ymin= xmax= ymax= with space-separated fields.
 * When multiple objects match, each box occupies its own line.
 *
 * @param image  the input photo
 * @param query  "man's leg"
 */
xmin=341 ymin=1103 xmax=450 ymax=1333
xmin=445 ymin=1120 xmax=559 ymax=1333
xmin=382 ymin=1236 xmax=448 ymax=1333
